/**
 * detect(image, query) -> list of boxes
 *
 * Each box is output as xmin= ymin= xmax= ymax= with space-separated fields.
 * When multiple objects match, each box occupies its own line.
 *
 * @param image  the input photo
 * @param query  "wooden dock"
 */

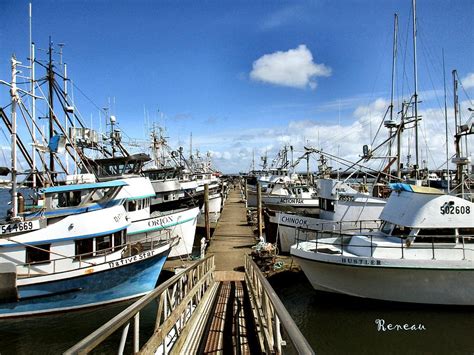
xmin=206 ymin=188 xmax=257 ymax=281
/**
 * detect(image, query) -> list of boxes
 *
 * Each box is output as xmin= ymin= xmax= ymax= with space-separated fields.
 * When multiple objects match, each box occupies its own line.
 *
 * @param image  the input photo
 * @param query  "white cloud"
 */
xmin=250 ymin=45 xmax=331 ymax=89
xmin=462 ymin=73 xmax=474 ymax=89
xmin=181 ymin=96 xmax=473 ymax=173
xmin=260 ymin=5 xmax=305 ymax=30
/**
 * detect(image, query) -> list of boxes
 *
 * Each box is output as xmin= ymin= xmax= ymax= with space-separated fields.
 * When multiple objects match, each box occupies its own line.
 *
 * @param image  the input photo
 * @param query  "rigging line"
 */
xmin=455 ymin=71 xmax=473 ymax=106
xmin=418 ymin=31 xmax=447 ymax=139
xmin=16 ymin=101 xmax=51 ymax=173
xmin=419 ymin=120 xmax=436 ymax=168
xmin=51 ymin=80 xmax=86 ymax=129
xmin=0 ymin=78 xmax=48 ymax=111
xmin=70 ymin=80 xmax=109 ymax=116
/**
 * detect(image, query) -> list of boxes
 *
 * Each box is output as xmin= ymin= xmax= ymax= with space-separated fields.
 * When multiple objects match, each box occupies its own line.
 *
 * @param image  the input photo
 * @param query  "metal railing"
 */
xmin=295 ymin=230 xmax=474 ymax=261
xmin=17 ymin=231 xmax=172 ymax=277
xmin=244 ymin=255 xmax=314 ymax=354
xmin=64 ymin=255 xmax=215 ymax=355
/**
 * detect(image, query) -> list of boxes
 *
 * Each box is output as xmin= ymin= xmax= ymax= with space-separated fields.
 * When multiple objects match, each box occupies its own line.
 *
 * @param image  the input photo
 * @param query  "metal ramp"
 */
xmin=197 ymin=280 xmax=259 ymax=354
xmin=65 ymin=255 xmax=314 ymax=354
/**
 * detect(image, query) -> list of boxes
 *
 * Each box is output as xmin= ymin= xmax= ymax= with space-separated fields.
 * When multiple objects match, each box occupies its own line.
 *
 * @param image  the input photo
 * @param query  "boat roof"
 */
xmin=41 ymin=180 xmax=128 ymax=194
xmin=389 ymin=182 xmax=444 ymax=195
xmin=381 ymin=186 xmax=474 ymax=228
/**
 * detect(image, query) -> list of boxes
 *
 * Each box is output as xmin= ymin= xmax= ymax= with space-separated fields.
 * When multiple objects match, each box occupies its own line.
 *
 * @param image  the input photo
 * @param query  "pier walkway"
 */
xmin=65 ymin=188 xmax=313 ymax=354
xmin=207 ymin=188 xmax=256 ymax=280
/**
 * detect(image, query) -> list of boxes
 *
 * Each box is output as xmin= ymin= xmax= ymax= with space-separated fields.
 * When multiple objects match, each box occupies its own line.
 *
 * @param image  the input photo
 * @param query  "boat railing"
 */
xmin=19 ymin=230 xmax=172 ymax=277
xmin=64 ymin=255 xmax=215 ymax=355
xmin=297 ymin=219 xmax=381 ymax=235
xmin=295 ymin=231 xmax=474 ymax=261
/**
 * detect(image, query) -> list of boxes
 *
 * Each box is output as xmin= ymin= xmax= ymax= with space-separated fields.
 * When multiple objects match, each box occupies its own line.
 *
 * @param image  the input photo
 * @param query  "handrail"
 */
xmin=244 ymin=254 xmax=314 ymax=354
xmin=64 ymin=255 xmax=215 ymax=355
xmin=17 ymin=230 xmax=172 ymax=277
xmin=295 ymin=231 xmax=474 ymax=261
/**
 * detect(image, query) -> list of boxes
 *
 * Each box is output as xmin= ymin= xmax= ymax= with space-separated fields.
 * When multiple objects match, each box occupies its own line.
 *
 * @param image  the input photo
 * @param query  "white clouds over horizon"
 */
xmin=249 ymin=45 xmax=331 ymax=90
xmin=199 ymin=97 xmax=473 ymax=173
xmin=462 ymin=72 xmax=474 ymax=89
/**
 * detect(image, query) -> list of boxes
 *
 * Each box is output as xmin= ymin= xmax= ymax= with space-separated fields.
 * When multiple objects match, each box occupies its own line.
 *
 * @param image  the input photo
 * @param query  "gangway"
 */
xmin=64 ymin=255 xmax=314 ymax=354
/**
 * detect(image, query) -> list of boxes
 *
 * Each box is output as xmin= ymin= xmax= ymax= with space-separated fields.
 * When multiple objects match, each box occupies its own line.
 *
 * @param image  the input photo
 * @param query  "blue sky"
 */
xmin=0 ymin=0 xmax=473 ymax=173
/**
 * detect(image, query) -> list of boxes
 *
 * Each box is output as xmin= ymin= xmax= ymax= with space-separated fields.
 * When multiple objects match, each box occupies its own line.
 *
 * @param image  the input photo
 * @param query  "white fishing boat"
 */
xmin=262 ymin=182 xmax=319 ymax=215
xmin=291 ymin=183 xmax=474 ymax=305
xmin=274 ymin=178 xmax=385 ymax=252
xmin=86 ymin=154 xmax=200 ymax=260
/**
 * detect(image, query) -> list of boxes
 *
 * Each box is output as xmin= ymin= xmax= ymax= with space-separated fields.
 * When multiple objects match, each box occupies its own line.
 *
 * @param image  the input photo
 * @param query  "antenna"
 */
xmin=412 ymin=0 xmax=420 ymax=178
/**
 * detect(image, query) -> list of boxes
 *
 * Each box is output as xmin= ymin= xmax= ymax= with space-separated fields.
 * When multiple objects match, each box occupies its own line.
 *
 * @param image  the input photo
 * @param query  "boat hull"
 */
xmin=292 ymin=246 xmax=474 ymax=305
xmin=128 ymin=206 xmax=200 ymax=259
xmin=0 ymin=246 xmax=170 ymax=318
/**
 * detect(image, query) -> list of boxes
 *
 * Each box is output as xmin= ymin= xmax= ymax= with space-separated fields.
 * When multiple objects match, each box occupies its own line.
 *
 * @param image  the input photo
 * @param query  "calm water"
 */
xmin=1 ymin=269 xmax=474 ymax=354
xmin=271 ymin=271 xmax=474 ymax=355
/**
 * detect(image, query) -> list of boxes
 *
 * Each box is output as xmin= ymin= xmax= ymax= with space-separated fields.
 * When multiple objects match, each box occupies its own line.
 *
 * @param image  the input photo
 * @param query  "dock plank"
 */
xmin=207 ymin=189 xmax=256 ymax=277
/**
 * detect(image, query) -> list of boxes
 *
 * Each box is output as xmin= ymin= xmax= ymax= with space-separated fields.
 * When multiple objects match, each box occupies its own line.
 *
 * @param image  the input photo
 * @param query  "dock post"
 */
xmin=244 ymin=178 xmax=248 ymax=208
xmin=204 ymin=183 xmax=211 ymax=241
xmin=257 ymin=182 xmax=263 ymax=240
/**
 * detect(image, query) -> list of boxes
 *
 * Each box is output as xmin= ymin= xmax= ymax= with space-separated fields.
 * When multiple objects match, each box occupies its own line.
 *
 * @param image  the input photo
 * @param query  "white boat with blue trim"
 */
xmin=85 ymin=154 xmax=200 ymax=259
xmin=0 ymin=180 xmax=172 ymax=318
xmin=291 ymin=183 xmax=474 ymax=305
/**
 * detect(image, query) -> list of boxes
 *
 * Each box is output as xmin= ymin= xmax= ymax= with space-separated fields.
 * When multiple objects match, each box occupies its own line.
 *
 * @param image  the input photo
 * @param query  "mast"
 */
xmin=453 ymin=70 xmax=462 ymax=185
xmin=29 ymin=3 xmax=37 ymax=188
xmin=442 ymin=50 xmax=450 ymax=193
xmin=64 ymin=62 xmax=69 ymax=173
xmin=388 ymin=14 xmax=398 ymax=159
xmin=47 ymin=38 xmax=55 ymax=182
xmin=412 ymin=0 xmax=419 ymax=179
xmin=10 ymin=57 xmax=20 ymax=219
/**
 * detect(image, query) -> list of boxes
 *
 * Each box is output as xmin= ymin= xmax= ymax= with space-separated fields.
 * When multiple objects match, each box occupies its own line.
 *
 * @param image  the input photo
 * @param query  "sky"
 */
xmin=0 ymin=0 xmax=473 ymax=174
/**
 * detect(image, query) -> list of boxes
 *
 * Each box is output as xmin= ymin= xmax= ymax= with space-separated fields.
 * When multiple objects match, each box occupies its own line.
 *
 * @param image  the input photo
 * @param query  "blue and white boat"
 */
xmin=0 ymin=180 xmax=171 ymax=318
xmin=84 ymin=154 xmax=200 ymax=259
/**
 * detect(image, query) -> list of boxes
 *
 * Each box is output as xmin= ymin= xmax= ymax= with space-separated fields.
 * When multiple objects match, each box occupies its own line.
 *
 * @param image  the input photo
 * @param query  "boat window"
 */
xmin=459 ymin=229 xmax=474 ymax=243
xmin=113 ymin=231 xmax=125 ymax=250
xmin=319 ymin=198 xmax=335 ymax=212
xmin=91 ymin=187 xmax=118 ymax=204
xmin=381 ymin=222 xmax=393 ymax=234
xmin=415 ymin=228 xmax=457 ymax=243
xmin=391 ymin=225 xmax=411 ymax=236
xmin=76 ymin=231 xmax=126 ymax=259
xmin=302 ymin=187 xmax=309 ymax=192
xmin=128 ymin=200 xmax=137 ymax=212
xmin=26 ymin=244 xmax=51 ymax=264
xmin=458 ymin=228 xmax=474 ymax=236
xmin=52 ymin=191 xmax=83 ymax=209
xmin=417 ymin=228 xmax=455 ymax=236
xmin=96 ymin=235 xmax=112 ymax=255
xmin=76 ymin=238 xmax=94 ymax=258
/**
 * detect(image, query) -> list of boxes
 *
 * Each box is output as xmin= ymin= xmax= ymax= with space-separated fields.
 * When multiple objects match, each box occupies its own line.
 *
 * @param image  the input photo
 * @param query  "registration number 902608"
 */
xmin=0 ymin=220 xmax=40 ymax=235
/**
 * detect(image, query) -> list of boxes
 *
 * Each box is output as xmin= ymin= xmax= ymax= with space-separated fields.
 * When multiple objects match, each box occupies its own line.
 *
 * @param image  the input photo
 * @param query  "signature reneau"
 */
xmin=375 ymin=319 xmax=426 ymax=331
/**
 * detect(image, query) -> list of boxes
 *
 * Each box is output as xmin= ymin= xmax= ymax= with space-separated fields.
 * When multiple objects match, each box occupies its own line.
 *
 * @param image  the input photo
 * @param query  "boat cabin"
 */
xmin=378 ymin=183 xmax=474 ymax=244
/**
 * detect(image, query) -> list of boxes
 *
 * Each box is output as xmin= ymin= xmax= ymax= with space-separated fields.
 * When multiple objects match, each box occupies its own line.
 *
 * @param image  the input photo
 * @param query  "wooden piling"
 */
xmin=204 ymin=183 xmax=211 ymax=241
xmin=257 ymin=182 xmax=263 ymax=239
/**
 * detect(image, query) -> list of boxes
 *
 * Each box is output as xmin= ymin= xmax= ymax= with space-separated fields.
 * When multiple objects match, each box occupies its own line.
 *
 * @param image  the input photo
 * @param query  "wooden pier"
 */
xmin=207 ymin=188 xmax=256 ymax=280
xmin=65 ymin=185 xmax=313 ymax=355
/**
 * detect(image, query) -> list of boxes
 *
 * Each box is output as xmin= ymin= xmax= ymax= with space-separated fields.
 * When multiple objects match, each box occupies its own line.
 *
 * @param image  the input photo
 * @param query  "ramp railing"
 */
xmin=245 ymin=255 xmax=314 ymax=354
xmin=64 ymin=255 xmax=215 ymax=355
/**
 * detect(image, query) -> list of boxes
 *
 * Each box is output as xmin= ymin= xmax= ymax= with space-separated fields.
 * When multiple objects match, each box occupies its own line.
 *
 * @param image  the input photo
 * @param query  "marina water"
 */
xmin=1 ymin=269 xmax=474 ymax=353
